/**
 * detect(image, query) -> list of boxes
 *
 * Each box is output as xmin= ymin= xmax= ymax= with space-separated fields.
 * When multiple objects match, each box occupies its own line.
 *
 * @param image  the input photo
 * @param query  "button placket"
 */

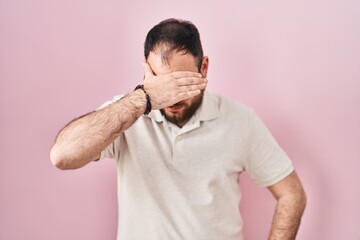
xmin=172 ymin=133 xmax=185 ymax=162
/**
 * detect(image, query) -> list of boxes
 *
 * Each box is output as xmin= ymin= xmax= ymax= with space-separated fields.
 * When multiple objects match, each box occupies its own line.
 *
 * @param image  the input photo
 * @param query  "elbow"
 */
xmin=290 ymin=188 xmax=307 ymax=214
xmin=50 ymin=145 xmax=90 ymax=170
xmin=279 ymin=188 xmax=307 ymax=213
xmin=50 ymin=146 xmax=72 ymax=170
xmin=300 ymin=189 xmax=307 ymax=211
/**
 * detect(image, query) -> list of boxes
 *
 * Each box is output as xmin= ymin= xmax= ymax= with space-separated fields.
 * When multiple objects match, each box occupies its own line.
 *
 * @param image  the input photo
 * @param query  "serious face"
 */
xmin=147 ymin=49 xmax=208 ymax=127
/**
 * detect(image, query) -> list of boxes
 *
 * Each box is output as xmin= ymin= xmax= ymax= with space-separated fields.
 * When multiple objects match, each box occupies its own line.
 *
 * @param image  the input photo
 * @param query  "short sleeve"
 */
xmin=97 ymin=94 xmax=124 ymax=161
xmin=96 ymin=95 xmax=124 ymax=110
xmin=100 ymin=142 xmax=115 ymax=159
xmin=245 ymin=110 xmax=294 ymax=187
xmin=99 ymin=136 xmax=122 ymax=160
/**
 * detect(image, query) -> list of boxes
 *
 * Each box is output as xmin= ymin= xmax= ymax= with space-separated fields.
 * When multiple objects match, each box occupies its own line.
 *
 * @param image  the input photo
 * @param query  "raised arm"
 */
xmin=50 ymin=62 xmax=207 ymax=170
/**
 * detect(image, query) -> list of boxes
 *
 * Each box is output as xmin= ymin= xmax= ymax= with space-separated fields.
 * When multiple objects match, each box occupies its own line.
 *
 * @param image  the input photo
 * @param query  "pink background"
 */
xmin=1 ymin=0 xmax=359 ymax=239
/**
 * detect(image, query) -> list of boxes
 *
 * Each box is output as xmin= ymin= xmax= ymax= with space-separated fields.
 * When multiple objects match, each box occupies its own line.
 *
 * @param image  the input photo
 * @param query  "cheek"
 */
xmin=176 ymin=94 xmax=200 ymax=108
xmin=182 ymin=98 xmax=195 ymax=107
xmin=188 ymin=94 xmax=202 ymax=105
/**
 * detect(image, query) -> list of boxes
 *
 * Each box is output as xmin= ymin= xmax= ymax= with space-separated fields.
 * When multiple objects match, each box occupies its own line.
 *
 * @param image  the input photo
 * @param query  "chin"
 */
xmin=162 ymin=109 xmax=186 ymax=125
xmin=165 ymin=111 xmax=184 ymax=121
xmin=161 ymin=94 xmax=203 ymax=127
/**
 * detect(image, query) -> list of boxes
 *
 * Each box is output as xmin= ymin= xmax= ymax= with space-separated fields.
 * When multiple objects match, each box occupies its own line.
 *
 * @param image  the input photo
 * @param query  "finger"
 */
xmin=176 ymin=77 xmax=207 ymax=86
xmin=176 ymin=90 xmax=202 ymax=101
xmin=142 ymin=62 xmax=154 ymax=77
xmin=177 ymin=83 xmax=207 ymax=93
xmin=170 ymin=71 xmax=202 ymax=79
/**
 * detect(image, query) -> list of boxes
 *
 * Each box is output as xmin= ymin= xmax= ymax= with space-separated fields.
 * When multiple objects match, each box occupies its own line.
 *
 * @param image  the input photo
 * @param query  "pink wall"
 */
xmin=1 ymin=0 xmax=359 ymax=239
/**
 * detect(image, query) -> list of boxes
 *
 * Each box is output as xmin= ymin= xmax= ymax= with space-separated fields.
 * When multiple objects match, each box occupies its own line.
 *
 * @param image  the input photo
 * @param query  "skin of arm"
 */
xmin=267 ymin=171 xmax=307 ymax=240
xmin=50 ymin=90 xmax=147 ymax=170
xmin=50 ymin=63 xmax=207 ymax=170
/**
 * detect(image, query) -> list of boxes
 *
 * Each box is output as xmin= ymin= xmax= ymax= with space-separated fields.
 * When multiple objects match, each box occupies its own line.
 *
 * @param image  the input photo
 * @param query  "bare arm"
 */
xmin=50 ymin=90 xmax=147 ymax=170
xmin=267 ymin=171 xmax=307 ymax=240
xmin=50 ymin=63 xmax=207 ymax=170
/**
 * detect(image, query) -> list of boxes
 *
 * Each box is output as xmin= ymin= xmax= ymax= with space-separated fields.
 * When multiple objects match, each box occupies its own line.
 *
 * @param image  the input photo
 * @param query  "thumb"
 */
xmin=142 ymin=62 xmax=154 ymax=78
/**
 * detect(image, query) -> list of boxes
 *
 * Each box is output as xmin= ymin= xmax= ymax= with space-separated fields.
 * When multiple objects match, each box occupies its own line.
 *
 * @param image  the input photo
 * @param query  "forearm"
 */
xmin=50 ymin=90 xmax=146 ymax=169
xmin=268 ymin=193 xmax=306 ymax=240
xmin=50 ymin=64 xmax=207 ymax=169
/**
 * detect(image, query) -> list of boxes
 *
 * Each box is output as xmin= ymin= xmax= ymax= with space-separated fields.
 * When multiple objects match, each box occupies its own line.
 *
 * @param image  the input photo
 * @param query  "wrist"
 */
xmin=114 ymin=90 xmax=146 ymax=119
xmin=134 ymin=84 xmax=152 ymax=115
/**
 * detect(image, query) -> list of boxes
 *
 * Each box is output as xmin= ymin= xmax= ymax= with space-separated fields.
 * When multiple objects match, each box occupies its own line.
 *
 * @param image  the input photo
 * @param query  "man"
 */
xmin=50 ymin=18 xmax=306 ymax=240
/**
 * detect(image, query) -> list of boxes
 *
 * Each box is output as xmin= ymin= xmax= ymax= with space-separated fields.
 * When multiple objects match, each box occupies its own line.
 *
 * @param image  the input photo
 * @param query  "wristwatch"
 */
xmin=134 ymin=84 xmax=152 ymax=115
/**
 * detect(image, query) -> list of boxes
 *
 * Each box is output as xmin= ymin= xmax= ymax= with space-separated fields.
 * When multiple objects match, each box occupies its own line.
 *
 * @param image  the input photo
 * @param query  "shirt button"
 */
xmin=177 ymin=135 xmax=183 ymax=140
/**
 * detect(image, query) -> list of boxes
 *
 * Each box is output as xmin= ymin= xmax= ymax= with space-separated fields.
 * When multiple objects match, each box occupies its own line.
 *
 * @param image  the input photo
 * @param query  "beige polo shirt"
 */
xmin=99 ymin=91 xmax=293 ymax=240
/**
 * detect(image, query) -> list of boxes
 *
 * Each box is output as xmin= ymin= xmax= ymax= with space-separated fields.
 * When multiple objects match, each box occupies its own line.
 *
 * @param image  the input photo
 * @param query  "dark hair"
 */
xmin=144 ymin=18 xmax=204 ymax=71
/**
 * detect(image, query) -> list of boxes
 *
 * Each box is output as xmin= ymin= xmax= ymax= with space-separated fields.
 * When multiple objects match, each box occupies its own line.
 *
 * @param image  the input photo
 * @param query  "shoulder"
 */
xmin=207 ymin=92 xmax=253 ymax=120
xmin=96 ymin=94 xmax=125 ymax=110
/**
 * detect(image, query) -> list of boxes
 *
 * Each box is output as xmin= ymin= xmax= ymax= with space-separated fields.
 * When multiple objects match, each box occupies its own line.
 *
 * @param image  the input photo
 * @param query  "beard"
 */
xmin=160 ymin=91 xmax=204 ymax=127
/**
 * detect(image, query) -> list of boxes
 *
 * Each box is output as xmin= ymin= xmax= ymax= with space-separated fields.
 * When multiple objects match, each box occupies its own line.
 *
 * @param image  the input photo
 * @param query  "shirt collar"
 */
xmin=146 ymin=91 xmax=220 ymax=123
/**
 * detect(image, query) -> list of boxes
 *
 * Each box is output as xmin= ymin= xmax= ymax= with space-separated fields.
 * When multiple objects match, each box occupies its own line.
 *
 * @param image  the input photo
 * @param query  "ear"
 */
xmin=200 ymin=56 xmax=209 ymax=78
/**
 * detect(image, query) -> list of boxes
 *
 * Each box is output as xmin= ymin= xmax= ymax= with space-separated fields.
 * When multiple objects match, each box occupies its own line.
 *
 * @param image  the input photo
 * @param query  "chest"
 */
xmin=122 ymin=118 xmax=249 ymax=178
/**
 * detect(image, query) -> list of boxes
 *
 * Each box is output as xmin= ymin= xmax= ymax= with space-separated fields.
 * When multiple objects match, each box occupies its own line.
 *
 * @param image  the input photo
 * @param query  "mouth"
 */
xmin=167 ymin=104 xmax=184 ymax=113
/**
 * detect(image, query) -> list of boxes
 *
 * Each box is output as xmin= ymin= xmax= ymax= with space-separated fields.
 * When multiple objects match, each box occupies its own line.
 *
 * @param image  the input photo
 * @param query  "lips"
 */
xmin=167 ymin=104 xmax=184 ymax=113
